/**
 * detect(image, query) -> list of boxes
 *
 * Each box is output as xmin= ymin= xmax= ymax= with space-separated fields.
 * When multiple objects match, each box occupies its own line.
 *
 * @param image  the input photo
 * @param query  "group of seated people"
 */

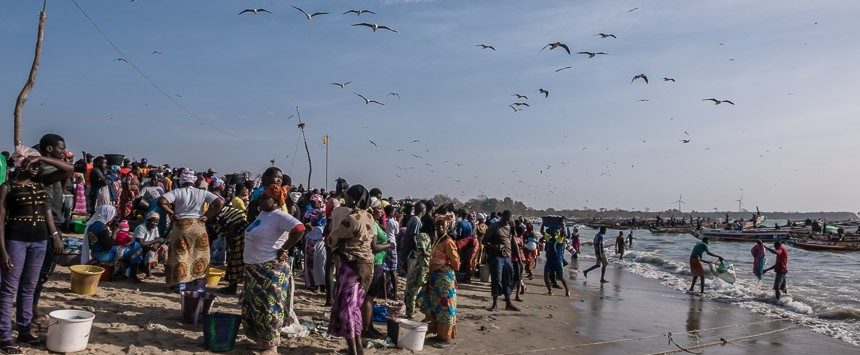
xmin=82 ymin=206 xmax=166 ymax=282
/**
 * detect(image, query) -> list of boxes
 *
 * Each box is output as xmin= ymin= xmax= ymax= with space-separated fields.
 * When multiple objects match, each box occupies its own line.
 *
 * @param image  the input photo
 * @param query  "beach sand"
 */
xmin=30 ymin=258 xmax=855 ymax=354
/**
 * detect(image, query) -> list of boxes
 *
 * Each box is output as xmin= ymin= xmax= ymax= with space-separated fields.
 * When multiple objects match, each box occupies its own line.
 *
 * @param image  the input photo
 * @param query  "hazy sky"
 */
xmin=3 ymin=0 xmax=859 ymax=212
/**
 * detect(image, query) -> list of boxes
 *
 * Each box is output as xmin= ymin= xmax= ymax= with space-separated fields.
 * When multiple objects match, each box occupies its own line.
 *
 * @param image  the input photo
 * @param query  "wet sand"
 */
xmin=29 ymin=257 xmax=855 ymax=354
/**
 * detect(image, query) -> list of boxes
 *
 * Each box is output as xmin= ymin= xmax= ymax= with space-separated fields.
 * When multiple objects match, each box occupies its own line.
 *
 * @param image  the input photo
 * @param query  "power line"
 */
xmin=72 ymin=0 xmax=297 ymax=143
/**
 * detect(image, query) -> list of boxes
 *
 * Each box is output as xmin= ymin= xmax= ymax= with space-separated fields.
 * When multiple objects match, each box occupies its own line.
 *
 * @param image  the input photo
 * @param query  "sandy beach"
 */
xmin=28 ymin=255 xmax=855 ymax=355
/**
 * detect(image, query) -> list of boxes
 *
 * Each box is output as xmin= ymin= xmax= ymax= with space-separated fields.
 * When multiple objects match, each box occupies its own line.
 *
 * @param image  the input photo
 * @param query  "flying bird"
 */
xmin=628 ymin=7 xmax=639 ymax=13
xmin=355 ymin=93 xmax=384 ymax=105
xmin=662 ymin=77 xmax=676 ymax=82
xmin=596 ymin=33 xmax=617 ymax=39
xmin=152 ymin=50 xmax=163 ymax=55
xmin=476 ymin=44 xmax=496 ymax=51
xmin=411 ymin=154 xmax=422 ymax=158
xmin=637 ymin=98 xmax=651 ymax=102
xmin=368 ymin=140 xmax=378 ymax=148
xmin=577 ymin=51 xmax=607 ymax=58
xmin=555 ymin=66 xmax=572 ymax=72
xmin=539 ymin=88 xmax=549 ymax=98
xmin=512 ymin=102 xmax=529 ymax=107
xmin=331 ymin=81 xmax=352 ymax=88
xmin=509 ymin=104 xmax=522 ymax=112
xmin=512 ymin=94 xmax=528 ymax=100
xmin=681 ymin=139 xmax=691 ymax=144
xmin=292 ymin=6 xmax=329 ymax=20
xmin=173 ymin=93 xmax=183 ymax=98
xmin=114 ymin=58 xmax=128 ymax=63
xmin=238 ymin=8 xmax=272 ymax=15
xmin=343 ymin=9 xmax=375 ymax=16
xmin=352 ymin=23 xmax=397 ymax=32
xmin=631 ymin=74 xmax=648 ymax=83
xmin=410 ymin=140 xmax=421 ymax=143
xmin=541 ymin=42 xmax=571 ymax=55
xmin=702 ymin=98 xmax=735 ymax=105
xmin=388 ymin=92 xmax=400 ymax=98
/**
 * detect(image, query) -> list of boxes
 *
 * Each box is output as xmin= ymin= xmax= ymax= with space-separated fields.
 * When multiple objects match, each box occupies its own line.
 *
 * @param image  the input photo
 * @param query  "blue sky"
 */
xmin=3 ymin=0 xmax=859 ymax=212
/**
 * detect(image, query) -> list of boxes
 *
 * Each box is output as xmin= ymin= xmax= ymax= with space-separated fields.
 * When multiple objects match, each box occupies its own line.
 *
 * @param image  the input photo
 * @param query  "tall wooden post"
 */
xmin=295 ymin=107 xmax=312 ymax=189
xmin=13 ymin=0 xmax=48 ymax=147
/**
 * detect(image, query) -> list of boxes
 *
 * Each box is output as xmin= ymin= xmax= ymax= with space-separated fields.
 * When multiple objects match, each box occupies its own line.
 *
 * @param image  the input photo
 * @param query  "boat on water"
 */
xmin=649 ymin=226 xmax=695 ymax=234
xmin=791 ymin=239 xmax=860 ymax=252
xmin=693 ymin=228 xmax=791 ymax=242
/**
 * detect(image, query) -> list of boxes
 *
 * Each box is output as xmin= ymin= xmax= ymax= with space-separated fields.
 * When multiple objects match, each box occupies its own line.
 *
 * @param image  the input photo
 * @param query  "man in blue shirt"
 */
xmin=583 ymin=226 xmax=611 ymax=283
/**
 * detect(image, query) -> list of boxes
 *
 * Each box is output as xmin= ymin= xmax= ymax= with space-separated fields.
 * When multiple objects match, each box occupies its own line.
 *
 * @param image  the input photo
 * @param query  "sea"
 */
xmin=572 ymin=223 xmax=860 ymax=346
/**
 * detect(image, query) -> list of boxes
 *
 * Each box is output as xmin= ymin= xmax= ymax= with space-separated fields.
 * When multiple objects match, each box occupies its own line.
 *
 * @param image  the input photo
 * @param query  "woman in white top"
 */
xmin=157 ymin=170 xmax=222 ymax=291
xmin=132 ymin=211 xmax=166 ymax=277
xmin=241 ymin=184 xmax=305 ymax=354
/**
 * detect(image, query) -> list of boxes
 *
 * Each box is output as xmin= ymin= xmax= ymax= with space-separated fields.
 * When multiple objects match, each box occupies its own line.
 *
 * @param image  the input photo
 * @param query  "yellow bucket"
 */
xmin=69 ymin=265 xmax=105 ymax=296
xmin=206 ymin=267 xmax=225 ymax=287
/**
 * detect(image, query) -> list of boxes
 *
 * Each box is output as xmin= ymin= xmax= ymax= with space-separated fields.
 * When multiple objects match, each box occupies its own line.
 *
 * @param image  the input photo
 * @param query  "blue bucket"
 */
xmin=201 ymin=313 xmax=241 ymax=352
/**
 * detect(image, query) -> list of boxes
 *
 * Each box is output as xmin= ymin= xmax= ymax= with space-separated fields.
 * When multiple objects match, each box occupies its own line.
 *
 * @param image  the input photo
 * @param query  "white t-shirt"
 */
xmin=162 ymin=187 xmax=219 ymax=219
xmin=243 ymin=209 xmax=302 ymax=264
xmin=133 ymin=224 xmax=160 ymax=243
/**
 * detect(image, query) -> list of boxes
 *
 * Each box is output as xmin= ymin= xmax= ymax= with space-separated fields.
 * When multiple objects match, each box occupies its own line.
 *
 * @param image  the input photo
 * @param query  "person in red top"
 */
xmin=762 ymin=240 xmax=789 ymax=299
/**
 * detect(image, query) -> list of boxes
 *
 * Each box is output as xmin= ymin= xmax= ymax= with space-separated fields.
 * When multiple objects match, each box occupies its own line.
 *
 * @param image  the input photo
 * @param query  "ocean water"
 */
xmin=573 ymin=226 xmax=860 ymax=346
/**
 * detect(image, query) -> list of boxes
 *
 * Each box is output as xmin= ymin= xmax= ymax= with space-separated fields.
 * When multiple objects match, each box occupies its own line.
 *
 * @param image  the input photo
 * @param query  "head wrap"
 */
xmin=211 ymin=177 xmax=224 ymax=189
xmin=9 ymin=145 xmax=40 ymax=168
xmin=310 ymin=194 xmax=324 ymax=204
xmin=118 ymin=220 xmax=130 ymax=232
xmin=179 ymin=170 xmax=196 ymax=185
xmin=289 ymin=192 xmax=302 ymax=203
xmin=370 ymin=197 xmax=381 ymax=209
xmin=346 ymin=184 xmax=370 ymax=210
xmin=263 ymin=184 xmax=287 ymax=207
xmin=81 ymin=205 xmax=117 ymax=265
xmin=145 ymin=211 xmax=160 ymax=221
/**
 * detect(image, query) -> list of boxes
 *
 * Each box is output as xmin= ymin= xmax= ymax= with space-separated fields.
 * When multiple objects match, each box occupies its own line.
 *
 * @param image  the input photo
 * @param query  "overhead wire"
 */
xmin=72 ymin=0 xmax=298 ymax=143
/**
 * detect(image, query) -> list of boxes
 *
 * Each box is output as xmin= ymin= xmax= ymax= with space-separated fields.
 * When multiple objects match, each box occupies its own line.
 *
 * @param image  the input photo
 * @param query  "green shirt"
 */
xmin=690 ymin=242 xmax=709 ymax=259
xmin=373 ymin=222 xmax=388 ymax=265
xmin=0 ymin=155 xmax=6 ymax=185
xmin=415 ymin=232 xmax=432 ymax=269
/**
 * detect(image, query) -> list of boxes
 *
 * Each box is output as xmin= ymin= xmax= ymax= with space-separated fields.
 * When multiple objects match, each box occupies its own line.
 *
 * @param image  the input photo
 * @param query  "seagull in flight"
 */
xmin=596 ymin=33 xmax=617 ymax=39
xmin=355 ymin=93 xmax=384 ymax=105
xmin=476 ymin=44 xmax=496 ymax=51
xmin=681 ymin=139 xmax=692 ymax=144
xmin=509 ymin=104 xmax=522 ymax=112
xmin=411 ymin=154 xmax=422 ymax=158
xmin=368 ymin=140 xmax=378 ymax=148
xmin=539 ymin=88 xmax=550 ymax=98
xmin=331 ymin=81 xmax=352 ymax=88
xmin=292 ymin=6 xmax=329 ymax=20
xmin=578 ymin=51 xmax=607 ymax=58
xmin=410 ymin=140 xmax=421 ymax=143
xmin=388 ymin=92 xmax=400 ymax=98
xmin=702 ymin=98 xmax=735 ymax=105
xmin=238 ymin=8 xmax=272 ymax=15
xmin=662 ymin=77 xmax=676 ymax=82
xmin=628 ymin=7 xmax=640 ymax=13
xmin=512 ymin=94 xmax=528 ymax=100
xmin=352 ymin=23 xmax=397 ymax=32
xmin=343 ymin=9 xmax=375 ymax=16
xmin=555 ymin=66 xmax=572 ymax=72
xmin=512 ymin=102 xmax=529 ymax=107
xmin=114 ymin=58 xmax=128 ymax=63
xmin=152 ymin=50 xmax=163 ymax=55
xmin=631 ymin=74 xmax=649 ymax=83
xmin=541 ymin=42 xmax=571 ymax=54
xmin=638 ymin=98 xmax=651 ymax=102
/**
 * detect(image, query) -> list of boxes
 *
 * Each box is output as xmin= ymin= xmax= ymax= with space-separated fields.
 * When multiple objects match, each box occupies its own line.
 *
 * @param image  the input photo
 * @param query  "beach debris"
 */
xmin=365 ymin=338 xmax=395 ymax=349
xmin=539 ymin=88 xmax=550 ymax=98
xmin=702 ymin=98 xmax=735 ymax=105
xmin=146 ymin=323 xmax=169 ymax=332
xmin=291 ymin=6 xmax=329 ymax=21
xmin=631 ymin=74 xmax=649 ymax=84
xmin=597 ymin=33 xmax=617 ymax=39
xmin=477 ymin=44 xmax=496 ymax=51
xmin=351 ymin=23 xmax=398 ymax=33
xmin=547 ymin=313 xmax=555 ymax=319
xmin=578 ymin=51 xmax=607 ymax=58
xmin=343 ymin=9 xmax=376 ymax=16
xmin=331 ymin=81 xmax=352 ymax=88
xmin=238 ymin=8 xmax=272 ymax=15
xmin=541 ymin=42 xmax=571 ymax=54
xmin=355 ymin=93 xmax=384 ymax=105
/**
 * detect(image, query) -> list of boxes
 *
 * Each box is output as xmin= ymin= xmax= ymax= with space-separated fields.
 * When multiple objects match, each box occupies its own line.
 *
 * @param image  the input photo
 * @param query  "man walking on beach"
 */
xmin=483 ymin=210 xmax=519 ymax=311
xmin=688 ymin=237 xmax=723 ymax=294
xmin=583 ymin=227 xmax=611 ymax=283
xmin=762 ymin=241 xmax=789 ymax=299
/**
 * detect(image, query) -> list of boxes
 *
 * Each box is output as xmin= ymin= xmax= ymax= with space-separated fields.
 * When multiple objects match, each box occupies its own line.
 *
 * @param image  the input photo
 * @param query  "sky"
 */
xmin=2 ymin=0 xmax=860 ymax=212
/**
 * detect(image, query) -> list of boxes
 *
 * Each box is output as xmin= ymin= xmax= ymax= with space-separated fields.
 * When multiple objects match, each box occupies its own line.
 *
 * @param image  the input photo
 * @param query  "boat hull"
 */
xmin=694 ymin=228 xmax=790 ymax=242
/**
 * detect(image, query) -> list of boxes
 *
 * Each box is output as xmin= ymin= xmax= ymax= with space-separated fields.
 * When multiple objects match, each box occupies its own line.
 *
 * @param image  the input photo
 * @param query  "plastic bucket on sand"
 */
xmin=396 ymin=319 xmax=428 ymax=351
xmin=181 ymin=291 xmax=216 ymax=324
xmin=201 ymin=313 xmax=241 ymax=352
xmin=69 ymin=265 xmax=105 ymax=296
xmin=205 ymin=267 xmax=225 ymax=287
xmin=46 ymin=310 xmax=95 ymax=353
xmin=479 ymin=264 xmax=490 ymax=283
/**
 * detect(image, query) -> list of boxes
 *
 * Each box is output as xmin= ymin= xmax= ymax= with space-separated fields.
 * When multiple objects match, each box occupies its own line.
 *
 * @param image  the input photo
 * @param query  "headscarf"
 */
xmin=211 ymin=177 xmax=224 ymax=190
xmin=370 ymin=197 xmax=381 ymax=209
xmin=9 ymin=145 xmax=40 ymax=168
xmin=262 ymin=183 xmax=286 ymax=207
xmin=310 ymin=194 xmax=323 ymax=204
xmin=145 ymin=211 xmax=160 ymax=221
xmin=179 ymin=170 xmax=196 ymax=185
xmin=346 ymin=184 xmax=370 ymax=210
xmin=81 ymin=204 xmax=117 ymax=264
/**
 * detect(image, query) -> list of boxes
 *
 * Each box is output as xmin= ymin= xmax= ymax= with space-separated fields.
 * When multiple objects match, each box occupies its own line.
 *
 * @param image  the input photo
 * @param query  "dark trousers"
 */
xmin=489 ymin=256 xmax=513 ymax=297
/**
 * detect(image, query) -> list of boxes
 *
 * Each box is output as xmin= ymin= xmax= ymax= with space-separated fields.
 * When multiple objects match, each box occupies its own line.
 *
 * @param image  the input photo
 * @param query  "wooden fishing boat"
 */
xmin=791 ymin=239 xmax=860 ymax=252
xmin=693 ymin=228 xmax=790 ymax=242
xmin=649 ymin=226 xmax=695 ymax=234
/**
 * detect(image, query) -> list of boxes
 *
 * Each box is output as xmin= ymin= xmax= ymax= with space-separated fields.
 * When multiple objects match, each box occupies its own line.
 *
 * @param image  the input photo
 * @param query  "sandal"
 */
xmin=16 ymin=334 xmax=42 ymax=346
xmin=1 ymin=340 xmax=22 ymax=355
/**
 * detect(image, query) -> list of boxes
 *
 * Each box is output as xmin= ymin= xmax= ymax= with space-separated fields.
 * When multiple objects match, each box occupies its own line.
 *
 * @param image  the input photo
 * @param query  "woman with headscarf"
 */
xmin=82 ymin=205 xmax=144 ymax=282
xmin=157 ymin=170 xmax=223 ymax=292
xmin=303 ymin=214 xmax=327 ymax=292
xmin=0 ymin=146 xmax=66 ymax=353
xmin=210 ymin=204 xmax=249 ymax=295
xmin=417 ymin=214 xmax=460 ymax=346
xmin=241 ymin=184 xmax=305 ymax=354
xmin=132 ymin=211 xmax=165 ymax=278
xmin=326 ymin=185 xmax=375 ymax=355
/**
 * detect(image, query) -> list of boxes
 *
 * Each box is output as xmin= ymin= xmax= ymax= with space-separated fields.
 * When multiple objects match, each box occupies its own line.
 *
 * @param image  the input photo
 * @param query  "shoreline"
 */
xmin=30 ymin=256 xmax=854 ymax=354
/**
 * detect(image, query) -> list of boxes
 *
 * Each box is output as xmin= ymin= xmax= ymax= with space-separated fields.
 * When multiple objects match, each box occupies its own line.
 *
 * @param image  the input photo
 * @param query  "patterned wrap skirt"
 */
xmin=418 ymin=268 xmax=457 ymax=339
xmin=327 ymin=262 xmax=366 ymax=338
xmin=166 ymin=218 xmax=210 ymax=285
xmin=242 ymin=260 xmax=289 ymax=347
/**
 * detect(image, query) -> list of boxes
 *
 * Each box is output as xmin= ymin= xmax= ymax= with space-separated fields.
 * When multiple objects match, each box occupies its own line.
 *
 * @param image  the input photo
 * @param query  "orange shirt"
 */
xmin=85 ymin=163 xmax=93 ymax=186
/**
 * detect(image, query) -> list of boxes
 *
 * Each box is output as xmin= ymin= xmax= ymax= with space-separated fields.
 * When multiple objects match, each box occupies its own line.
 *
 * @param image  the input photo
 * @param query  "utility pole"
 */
xmin=295 ymin=106 xmax=312 ymax=189
xmin=322 ymin=134 xmax=330 ymax=191
xmin=13 ymin=0 xmax=48 ymax=147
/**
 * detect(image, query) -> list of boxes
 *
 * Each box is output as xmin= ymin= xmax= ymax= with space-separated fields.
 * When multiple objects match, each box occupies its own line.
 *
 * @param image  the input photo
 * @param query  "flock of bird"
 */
xmin=238 ymin=6 xmax=398 ymax=32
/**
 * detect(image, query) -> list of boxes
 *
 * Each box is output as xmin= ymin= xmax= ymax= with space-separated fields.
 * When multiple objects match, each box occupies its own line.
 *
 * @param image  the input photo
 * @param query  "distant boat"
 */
xmin=694 ymin=228 xmax=790 ymax=242
xmin=791 ymin=239 xmax=860 ymax=252
xmin=649 ymin=226 xmax=695 ymax=234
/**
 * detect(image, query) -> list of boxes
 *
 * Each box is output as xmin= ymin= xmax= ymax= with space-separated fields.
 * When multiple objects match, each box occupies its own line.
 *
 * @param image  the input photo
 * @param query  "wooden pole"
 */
xmin=323 ymin=134 xmax=330 ymax=191
xmin=13 ymin=0 xmax=48 ymax=147
xmin=296 ymin=107 xmax=312 ymax=189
